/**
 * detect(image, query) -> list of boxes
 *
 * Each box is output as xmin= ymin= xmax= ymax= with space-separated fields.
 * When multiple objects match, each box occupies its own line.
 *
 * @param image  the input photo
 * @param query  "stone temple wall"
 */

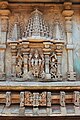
xmin=0 ymin=1 xmax=80 ymax=117
xmin=0 ymin=1 xmax=80 ymax=81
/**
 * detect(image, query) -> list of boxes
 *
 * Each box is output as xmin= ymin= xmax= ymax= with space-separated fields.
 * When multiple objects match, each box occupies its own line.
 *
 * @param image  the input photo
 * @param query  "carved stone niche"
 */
xmin=7 ymin=9 xmax=65 ymax=82
xmin=8 ymin=40 xmax=64 ymax=81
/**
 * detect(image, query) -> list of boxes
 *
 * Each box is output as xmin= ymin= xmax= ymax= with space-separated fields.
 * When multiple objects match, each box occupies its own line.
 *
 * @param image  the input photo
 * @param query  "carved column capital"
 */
xmin=54 ymin=40 xmax=64 ymax=56
xmin=9 ymin=42 xmax=17 ymax=55
xmin=62 ymin=1 xmax=74 ymax=17
xmin=63 ymin=2 xmax=72 ymax=10
xmin=21 ymin=41 xmax=29 ymax=53
xmin=0 ymin=1 xmax=9 ymax=9
xmin=0 ymin=1 xmax=11 ymax=32
xmin=54 ymin=40 xmax=64 ymax=80
xmin=62 ymin=10 xmax=74 ymax=18
xmin=62 ymin=12 xmax=74 ymax=33
xmin=43 ymin=41 xmax=51 ymax=55
xmin=0 ymin=9 xmax=11 ymax=32
xmin=62 ymin=2 xmax=74 ymax=33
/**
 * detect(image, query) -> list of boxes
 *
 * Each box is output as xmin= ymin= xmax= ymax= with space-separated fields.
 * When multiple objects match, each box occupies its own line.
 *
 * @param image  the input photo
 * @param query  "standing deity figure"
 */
xmin=16 ymin=54 xmax=23 ymax=78
xmin=29 ymin=49 xmax=44 ymax=78
xmin=50 ymin=53 xmax=58 ymax=80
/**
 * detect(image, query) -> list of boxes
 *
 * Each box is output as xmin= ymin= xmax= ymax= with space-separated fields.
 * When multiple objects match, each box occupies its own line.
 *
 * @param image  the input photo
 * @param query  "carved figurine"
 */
xmin=28 ymin=49 xmax=44 ymax=79
xmin=50 ymin=53 xmax=58 ymax=80
xmin=16 ymin=53 xmax=23 ymax=78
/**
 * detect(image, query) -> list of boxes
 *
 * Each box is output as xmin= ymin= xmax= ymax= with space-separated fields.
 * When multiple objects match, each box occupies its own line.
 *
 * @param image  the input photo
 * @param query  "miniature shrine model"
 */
xmin=0 ymin=0 xmax=80 ymax=117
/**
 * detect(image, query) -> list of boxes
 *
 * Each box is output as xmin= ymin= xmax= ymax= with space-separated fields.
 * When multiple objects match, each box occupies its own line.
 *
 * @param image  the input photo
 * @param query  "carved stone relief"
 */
xmin=72 ymin=12 xmax=80 ymax=79
xmin=50 ymin=53 xmax=58 ymax=80
xmin=6 ymin=9 xmax=65 ymax=81
xmin=7 ymin=14 xmax=25 ymax=41
xmin=16 ymin=53 xmax=23 ymax=78
xmin=25 ymin=91 xmax=50 ymax=107
xmin=28 ymin=49 xmax=44 ymax=79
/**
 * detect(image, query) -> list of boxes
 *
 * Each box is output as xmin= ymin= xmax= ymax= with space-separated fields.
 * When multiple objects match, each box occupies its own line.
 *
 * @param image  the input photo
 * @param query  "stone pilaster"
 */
xmin=20 ymin=92 xmax=25 ymax=107
xmin=23 ymin=53 xmax=28 ymax=76
xmin=73 ymin=91 xmax=79 ymax=107
xmin=57 ymin=55 xmax=62 ymax=80
xmin=60 ymin=91 xmax=65 ymax=107
xmin=6 ymin=92 xmax=11 ymax=107
xmin=55 ymin=40 xmax=64 ymax=80
xmin=73 ymin=91 xmax=80 ymax=115
xmin=21 ymin=41 xmax=29 ymax=79
xmin=0 ymin=1 xmax=10 ymax=79
xmin=47 ymin=92 xmax=52 ymax=115
xmin=0 ymin=46 xmax=6 ymax=79
xmin=43 ymin=42 xmax=51 ymax=79
xmin=9 ymin=42 xmax=17 ymax=77
xmin=62 ymin=2 xmax=76 ymax=80
xmin=60 ymin=91 xmax=66 ymax=115
xmin=45 ymin=55 xmax=50 ymax=73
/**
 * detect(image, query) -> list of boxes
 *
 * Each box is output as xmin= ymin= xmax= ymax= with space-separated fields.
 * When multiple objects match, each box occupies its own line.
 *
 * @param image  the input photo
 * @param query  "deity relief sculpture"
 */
xmin=16 ymin=53 xmax=23 ymax=78
xmin=50 ymin=53 xmax=58 ymax=80
xmin=13 ymin=48 xmax=59 ymax=81
xmin=28 ymin=49 xmax=45 ymax=79
xmin=14 ymin=48 xmax=46 ymax=80
xmin=7 ymin=9 xmax=65 ymax=81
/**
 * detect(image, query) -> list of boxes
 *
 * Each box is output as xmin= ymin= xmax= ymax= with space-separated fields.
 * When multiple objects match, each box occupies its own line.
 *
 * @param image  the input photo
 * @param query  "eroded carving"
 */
xmin=25 ymin=91 xmax=33 ymax=106
xmin=33 ymin=93 xmax=39 ymax=107
xmin=39 ymin=92 xmax=47 ymax=106
xmin=74 ymin=91 xmax=80 ymax=107
xmin=25 ymin=92 xmax=47 ymax=107
xmin=16 ymin=53 xmax=23 ymax=78
xmin=50 ymin=53 xmax=58 ymax=80
xmin=47 ymin=92 xmax=51 ymax=107
xmin=6 ymin=92 xmax=11 ymax=107
xmin=60 ymin=91 xmax=65 ymax=107
xmin=20 ymin=92 xmax=24 ymax=107
xmin=7 ymin=9 xmax=64 ymax=81
xmin=28 ymin=49 xmax=45 ymax=79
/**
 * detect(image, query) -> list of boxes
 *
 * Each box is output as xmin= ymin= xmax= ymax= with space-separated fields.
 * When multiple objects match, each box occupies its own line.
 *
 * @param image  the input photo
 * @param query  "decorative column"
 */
xmin=43 ymin=41 xmax=51 ymax=79
xmin=19 ymin=92 xmax=25 ymax=116
xmin=62 ymin=2 xmax=76 ymax=80
xmin=9 ymin=42 xmax=17 ymax=77
xmin=60 ymin=91 xmax=66 ymax=115
xmin=53 ymin=19 xmax=64 ymax=81
xmin=55 ymin=40 xmax=64 ymax=80
xmin=0 ymin=1 xmax=10 ymax=79
xmin=73 ymin=91 xmax=80 ymax=115
xmin=21 ymin=41 xmax=29 ymax=79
